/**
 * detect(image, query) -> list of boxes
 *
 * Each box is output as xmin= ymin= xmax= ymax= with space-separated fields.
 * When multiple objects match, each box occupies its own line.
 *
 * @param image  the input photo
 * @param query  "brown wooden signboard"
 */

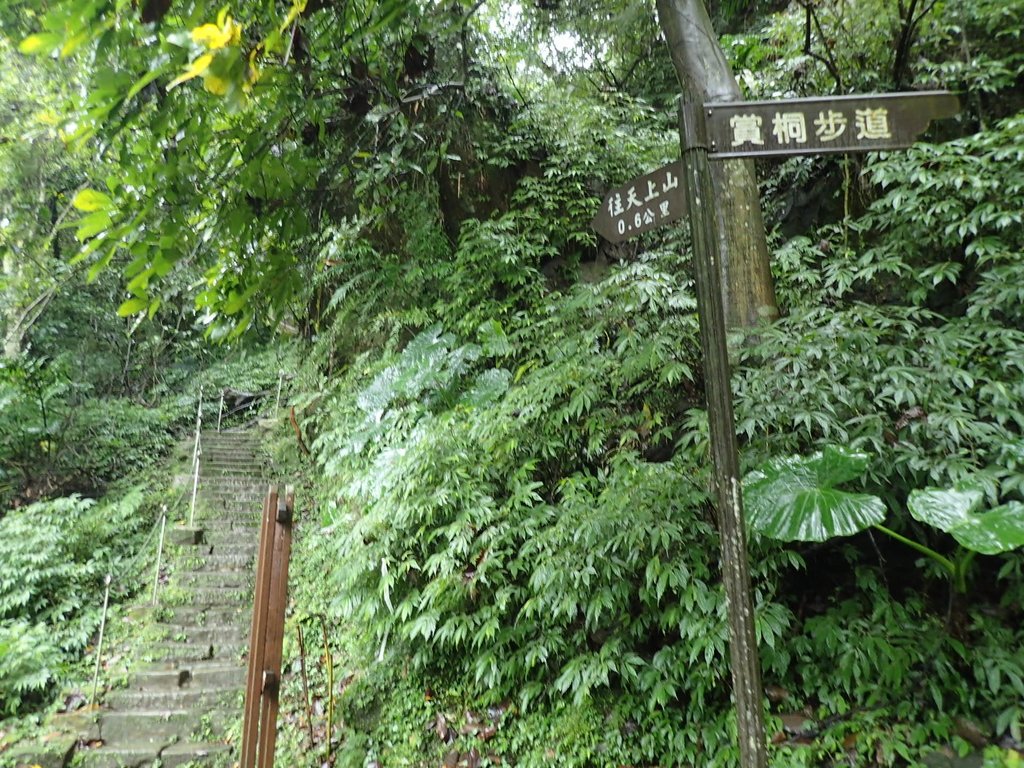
xmin=591 ymin=161 xmax=687 ymax=243
xmin=703 ymin=91 xmax=959 ymax=159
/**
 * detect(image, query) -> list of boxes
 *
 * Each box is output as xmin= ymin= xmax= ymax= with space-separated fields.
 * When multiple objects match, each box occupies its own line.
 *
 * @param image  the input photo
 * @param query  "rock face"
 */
xmin=72 ymin=430 xmax=267 ymax=768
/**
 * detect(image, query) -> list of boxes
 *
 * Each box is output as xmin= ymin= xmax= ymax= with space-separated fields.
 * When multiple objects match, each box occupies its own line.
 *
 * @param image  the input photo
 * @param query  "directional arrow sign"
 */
xmin=591 ymin=161 xmax=687 ymax=243
xmin=704 ymin=90 xmax=959 ymax=159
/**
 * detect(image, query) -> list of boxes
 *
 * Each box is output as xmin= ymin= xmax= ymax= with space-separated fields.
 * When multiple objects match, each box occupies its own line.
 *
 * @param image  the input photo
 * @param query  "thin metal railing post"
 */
xmin=275 ymin=371 xmax=284 ymax=412
xmin=91 ymin=573 xmax=112 ymax=704
xmin=189 ymin=431 xmax=201 ymax=528
xmin=152 ymin=508 xmax=168 ymax=605
xmin=217 ymin=390 xmax=225 ymax=432
xmin=189 ymin=387 xmax=204 ymax=528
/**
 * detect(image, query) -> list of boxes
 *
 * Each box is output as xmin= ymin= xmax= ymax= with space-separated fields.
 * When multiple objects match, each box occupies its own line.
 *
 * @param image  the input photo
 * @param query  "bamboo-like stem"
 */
xmin=152 ymin=509 xmax=167 ymax=605
xmin=297 ymin=623 xmax=314 ymax=746
xmin=873 ymin=524 xmax=956 ymax=576
xmin=91 ymin=574 xmax=113 ymax=704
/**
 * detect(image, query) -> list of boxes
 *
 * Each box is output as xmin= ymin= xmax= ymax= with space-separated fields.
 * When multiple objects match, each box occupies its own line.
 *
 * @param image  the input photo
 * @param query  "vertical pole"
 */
xmin=189 ymin=388 xmax=203 ymax=488
xmin=275 ymin=371 xmax=284 ymax=412
xmin=91 ymin=574 xmax=113 ymax=704
xmin=256 ymin=486 xmax=294 ymax=766
xmin=152 ymin=508 xmax=168 ymax=605
xmin=679 ymin=102 xmax=767 ymax=768
xmin=189 ymin=432 xmax=201 ymax=529
xmin=217 ymin=390 xmax=225 ymax=432
xmin=242 ymin=486 xmax=278 ymax=768
xmin=189 ymin=388 xmax=204 ymax=529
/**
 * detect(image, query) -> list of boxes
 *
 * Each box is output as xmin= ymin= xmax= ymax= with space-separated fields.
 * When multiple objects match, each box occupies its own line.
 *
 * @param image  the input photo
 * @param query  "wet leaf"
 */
xmin=909 ymin=487 xmax=1024 ymax=555
xmin=744 ymin=446 xmax=885 ymax=542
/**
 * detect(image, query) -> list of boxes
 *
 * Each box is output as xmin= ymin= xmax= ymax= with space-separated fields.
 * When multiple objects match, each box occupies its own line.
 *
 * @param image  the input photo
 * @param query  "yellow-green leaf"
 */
xmin=204 ymin=74 xmax=230 ymax=95
xmin=117 ymin=297 xmax=149 ymax=317
xmin=60 ymin=31 xmax=88 ymax=57
xmin=168 ymin=53 xmax=214 ymax=89
xmin=19 ymin=33 xmax=57 ymax=55
xmin=72 ymin=188 xmax=112 ymax=212
xmin=75 ymin=211 xmax=112 ymax=241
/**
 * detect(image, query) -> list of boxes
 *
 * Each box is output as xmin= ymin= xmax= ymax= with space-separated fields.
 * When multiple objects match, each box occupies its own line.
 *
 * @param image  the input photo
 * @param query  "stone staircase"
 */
xmin=76 ymin=430 xmax=267 ymax=768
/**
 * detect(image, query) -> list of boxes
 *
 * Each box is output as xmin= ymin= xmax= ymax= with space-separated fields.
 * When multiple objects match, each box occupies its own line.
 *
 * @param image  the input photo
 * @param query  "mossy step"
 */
xmin=160 ymin=740 xmax=234 ymax=767
xmin=98 ymin=709 xmax=229 ymax=746
xmin=170 ymin=586 xmax=251 ymax=605
xmin=153 ymin=623 xmax=249 ymax=645
xmin=131 ymin=662 xmax=246 ymax=691
xmin=194 ymin=522 xmax=261 ymax=532
xmin=195 ymin=543 xmax=258 ymax=557
xmin=139 ymin=639 xmax=246 ymax=663
xmin=158 ymin=605 xmax=249 ymax=626
xmin=73 ymin=740 xmax=162 ymax=768
xmin=182 ymin=552 xmax=255 ymax=571
xmin=201 ymin=482 xmax=265 ymax=491
xmin=199 ymin=530 xmax=260 ymax=546
xmin=106 ymin=685 xmax=241 ymax=711
xmin=173 ymin=571 xmax=252 ymax=589
xmin=5 ymin=734 xmax=77 ymax=768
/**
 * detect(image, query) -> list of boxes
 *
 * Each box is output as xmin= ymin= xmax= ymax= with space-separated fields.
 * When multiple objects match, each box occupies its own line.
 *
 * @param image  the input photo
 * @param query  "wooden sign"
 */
xmin=591 ymin=161 xmax=687 ymax=243
xmin=703 ymin=91 xmax=959 ymax=159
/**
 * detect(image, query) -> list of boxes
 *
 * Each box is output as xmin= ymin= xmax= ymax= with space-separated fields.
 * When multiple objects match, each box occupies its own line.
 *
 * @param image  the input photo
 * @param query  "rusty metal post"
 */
xmin=241 ymin=485 xmax=295 ymax=768
xmin=242 ymin=486 xmax=276 ymax=768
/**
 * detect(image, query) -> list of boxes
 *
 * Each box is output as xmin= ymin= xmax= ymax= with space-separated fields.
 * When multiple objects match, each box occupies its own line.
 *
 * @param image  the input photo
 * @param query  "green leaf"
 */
xmin=72 ymin=189 xmax=112 ymax=212
xmin=75 ymin=211 xmax=112 ymax=240
xmin=19 ymin=33 xmax=59 ymax=55
xmin=744 ymin=446 xmax=885 ymax=542
xmin=908 ymin=487 xmax=1024 ymax=555
xmin=117 ymin=297 xmax=149 ymax=317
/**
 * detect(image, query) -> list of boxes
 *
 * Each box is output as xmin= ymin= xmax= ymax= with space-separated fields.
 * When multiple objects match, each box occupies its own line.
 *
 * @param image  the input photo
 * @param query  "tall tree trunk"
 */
xmin=2 ymin=251 xmax=24 ymax=359
xmin=656 ymin=0 xmax=778 ymax=329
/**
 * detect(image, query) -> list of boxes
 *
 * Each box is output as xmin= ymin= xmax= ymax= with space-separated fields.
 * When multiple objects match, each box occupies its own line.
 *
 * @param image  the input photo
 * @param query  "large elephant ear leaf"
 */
xmin=908 ymin=487 xmax=1024 ymax=555
xmin=744 ymin=446 xmax=885 ymax=543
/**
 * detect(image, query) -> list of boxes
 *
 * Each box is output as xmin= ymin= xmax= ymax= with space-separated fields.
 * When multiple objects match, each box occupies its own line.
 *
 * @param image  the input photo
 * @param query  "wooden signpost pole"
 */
xmin=679 ymin=102 xmax=767 ymax=768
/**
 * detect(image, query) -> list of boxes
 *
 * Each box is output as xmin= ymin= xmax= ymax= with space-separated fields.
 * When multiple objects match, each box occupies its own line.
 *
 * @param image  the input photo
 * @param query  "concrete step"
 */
xmin=173 ymin=571 xmax=252 ymax=589
xmin=200 ymin=530 xmax=260 ymax=546
xmin=99 ymin=709 xmax=230 ymax=745
xmin=185 ymin=552 xmax=255 ymax=571
xmin=183 ymin=586 xmax=252 ymax=605
xmin=195 ymin=507 xmax=262 ymax=519
xmin=160 ymin=605 xmax=249 ymax=626
xmin=132 ymin=662 xmax=246 ymax=691
xmin=74 ymin=740 xmax=161 ymax=767
xmin=142 ymin=640 xmax=246 ymax=663
xmin=77 ymin=740 xmax=236 ymax=768
xmin=200 ymin=481 xmax=265 ymax=490
xmin=153 ymin=623 xmax=249 ymax=646
xmin=107 ymin=685 xmax=241 ymax=711
xmin=197 ymin=543 xmax=258 ymax=557
xmin=161 ymin=740 xmax=234 ymax=767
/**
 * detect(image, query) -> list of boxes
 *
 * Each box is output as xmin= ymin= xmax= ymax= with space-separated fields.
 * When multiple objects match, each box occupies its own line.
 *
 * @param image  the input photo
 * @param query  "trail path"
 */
xmin=75 ymin=430 xmax=266 ymax=768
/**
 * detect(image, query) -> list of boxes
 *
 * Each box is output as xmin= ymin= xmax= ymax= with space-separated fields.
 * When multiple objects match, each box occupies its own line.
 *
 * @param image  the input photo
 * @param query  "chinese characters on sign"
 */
xmin=592 ymin=91 xmax=959 ymax=242
xmin=729 ymin=107 xmax=892 ymax=149
xmin=706 ymin=91 xmax=959 ymax=159
xmin=591 ymin=161 xmax=688 ymax=244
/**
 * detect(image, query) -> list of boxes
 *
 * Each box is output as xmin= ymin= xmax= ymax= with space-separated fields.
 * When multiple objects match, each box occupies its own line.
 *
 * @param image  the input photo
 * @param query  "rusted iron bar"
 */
xmin=241 ymin=485 xmax=295 ymax=768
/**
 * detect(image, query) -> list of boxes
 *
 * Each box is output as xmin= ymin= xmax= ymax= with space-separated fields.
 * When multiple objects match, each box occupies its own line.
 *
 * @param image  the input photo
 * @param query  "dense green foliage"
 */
xmin=0 ymin=489 xmax=148 ymax=714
